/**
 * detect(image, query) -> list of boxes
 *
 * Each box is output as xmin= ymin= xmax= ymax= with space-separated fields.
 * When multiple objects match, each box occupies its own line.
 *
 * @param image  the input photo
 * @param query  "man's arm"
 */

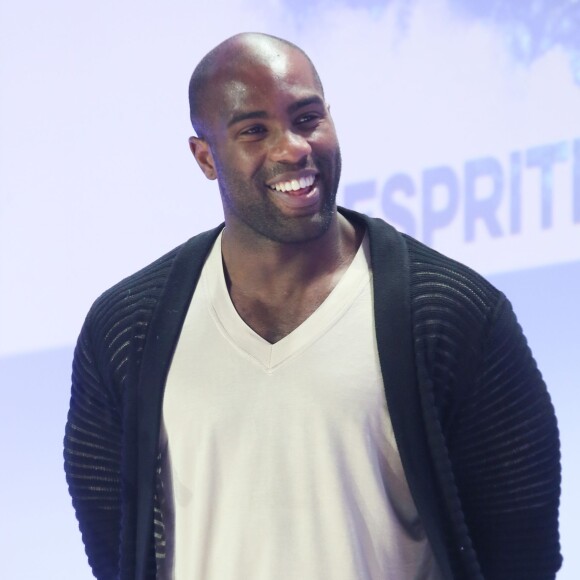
xmin=63 ymin=316 xmax=123 ymax=579
xmin=452 ymin=295 xmax=561 ymax=579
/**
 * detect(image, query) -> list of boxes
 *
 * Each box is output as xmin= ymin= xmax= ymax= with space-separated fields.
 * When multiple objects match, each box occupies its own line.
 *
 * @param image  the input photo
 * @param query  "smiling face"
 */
xmin=189 ymin=36 xmax=342 ymax=245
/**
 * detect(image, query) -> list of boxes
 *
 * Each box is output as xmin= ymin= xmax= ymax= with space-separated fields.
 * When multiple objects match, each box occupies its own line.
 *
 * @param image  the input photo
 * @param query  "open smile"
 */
xmin=266 ymin=172 xmax=320 ymax=210
xmin=267 ymin=173 xmax=316 ymax=194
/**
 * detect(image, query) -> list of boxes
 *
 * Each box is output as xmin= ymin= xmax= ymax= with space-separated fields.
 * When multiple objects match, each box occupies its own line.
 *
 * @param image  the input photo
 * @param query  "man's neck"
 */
xmin=219 ymin=213 xmax=365 ymax=343
xmin=220 ymin=213 xmax=362 ymax=295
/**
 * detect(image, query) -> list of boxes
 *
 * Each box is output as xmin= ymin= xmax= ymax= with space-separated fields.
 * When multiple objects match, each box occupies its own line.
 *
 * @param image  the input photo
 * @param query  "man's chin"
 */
xmin=261 ymin=207 xmax=336 ymax=245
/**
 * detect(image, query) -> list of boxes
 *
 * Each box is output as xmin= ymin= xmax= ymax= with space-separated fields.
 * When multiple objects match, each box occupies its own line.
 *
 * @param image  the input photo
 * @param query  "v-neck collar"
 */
xmin=204 ymin=231 xmax=371 ymax=371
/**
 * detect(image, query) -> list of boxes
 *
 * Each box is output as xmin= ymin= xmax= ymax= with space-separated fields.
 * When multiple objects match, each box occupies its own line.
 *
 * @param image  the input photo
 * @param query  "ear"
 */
xmin=189 ymin=136 xmax=217 ymax=180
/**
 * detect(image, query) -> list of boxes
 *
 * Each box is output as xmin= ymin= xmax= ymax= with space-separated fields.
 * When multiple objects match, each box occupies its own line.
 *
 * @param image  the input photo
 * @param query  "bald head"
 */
xmin=188 ymin=33 xmax=324 ymax=139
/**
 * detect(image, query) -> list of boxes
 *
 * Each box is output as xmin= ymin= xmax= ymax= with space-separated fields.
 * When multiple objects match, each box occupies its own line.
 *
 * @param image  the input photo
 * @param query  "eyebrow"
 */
xmin=227 ymin=95 xmax=325 ymax=128
xmin=227 ymin=110 xmax=268 ymax=128
xmin=287 ymin=95 xmax=325 ymax=114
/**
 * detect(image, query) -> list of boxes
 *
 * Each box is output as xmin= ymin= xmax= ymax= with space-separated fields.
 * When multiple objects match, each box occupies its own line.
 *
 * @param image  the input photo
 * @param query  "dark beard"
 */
xmin=218 ymin=147 xmax=342 ymax=244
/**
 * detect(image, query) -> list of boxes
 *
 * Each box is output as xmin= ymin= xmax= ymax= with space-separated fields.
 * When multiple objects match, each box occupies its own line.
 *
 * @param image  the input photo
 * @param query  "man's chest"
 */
xmin=228 ymin=284 xmax=334 ymax=343
xmin=158 ymin=254 xmax=440 ymax=580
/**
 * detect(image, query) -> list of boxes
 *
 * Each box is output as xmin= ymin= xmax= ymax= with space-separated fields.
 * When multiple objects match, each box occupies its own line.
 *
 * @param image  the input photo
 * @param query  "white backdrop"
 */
xmin=1 ymin=0 xmax=578 ymax=577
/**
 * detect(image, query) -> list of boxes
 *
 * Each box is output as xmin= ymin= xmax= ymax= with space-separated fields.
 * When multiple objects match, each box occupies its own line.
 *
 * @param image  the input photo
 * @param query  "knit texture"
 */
xmin=405 ymin=235 xmax=561 ymax=579
xmin=65 ymin=246 xmax=179 ymax=579
xmin=64 ymin=214 xmax=561 ymax=579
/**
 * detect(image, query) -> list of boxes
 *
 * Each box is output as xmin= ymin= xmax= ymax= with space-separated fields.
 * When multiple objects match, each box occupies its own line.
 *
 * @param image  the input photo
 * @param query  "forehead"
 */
xmin=209 ymin=47 xmax=323 ymax=127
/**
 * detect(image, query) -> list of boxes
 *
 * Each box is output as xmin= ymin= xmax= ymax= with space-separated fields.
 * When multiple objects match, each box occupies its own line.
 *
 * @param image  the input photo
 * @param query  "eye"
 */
xmin=239 ymin=124 xmax=267 ymax=137
xmin=295 ymin=112 xmax=323 ymax=129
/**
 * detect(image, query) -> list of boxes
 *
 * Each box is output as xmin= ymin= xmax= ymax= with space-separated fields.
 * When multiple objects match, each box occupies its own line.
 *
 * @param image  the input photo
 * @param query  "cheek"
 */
xmin=216 ymin=155 xmax=267 ymax=192
xmin=314 ymin=135 xmax=340 ymax=166
xmin=312 ymin=125 xmax=339 ymax=152
xmin=224 ymin=146 xmax=267 ymax=177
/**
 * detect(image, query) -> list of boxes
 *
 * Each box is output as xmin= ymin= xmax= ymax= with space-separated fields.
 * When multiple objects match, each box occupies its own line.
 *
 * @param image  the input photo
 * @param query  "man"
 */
xmin=64 ymin=33 xmax=561 ymax=579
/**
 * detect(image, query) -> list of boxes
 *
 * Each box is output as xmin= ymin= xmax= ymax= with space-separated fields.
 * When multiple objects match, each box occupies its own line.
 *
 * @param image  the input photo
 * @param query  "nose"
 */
xmin=269 ymin=129 xmax=312 ymax=164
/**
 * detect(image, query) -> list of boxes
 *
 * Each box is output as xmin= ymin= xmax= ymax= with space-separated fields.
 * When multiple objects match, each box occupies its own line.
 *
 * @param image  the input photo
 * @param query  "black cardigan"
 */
xmin=64 ymin=208 xmax=561 ymax=579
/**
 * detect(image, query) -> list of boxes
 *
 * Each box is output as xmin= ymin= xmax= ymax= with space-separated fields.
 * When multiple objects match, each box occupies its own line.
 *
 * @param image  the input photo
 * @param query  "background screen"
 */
xmin=1 ymin=0 xmax=578 ymax=577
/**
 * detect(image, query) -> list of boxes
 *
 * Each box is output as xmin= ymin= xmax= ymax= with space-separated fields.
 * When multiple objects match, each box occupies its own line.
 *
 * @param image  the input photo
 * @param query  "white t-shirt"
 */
xmin=160 ymin=233 xmax=441 ymax=579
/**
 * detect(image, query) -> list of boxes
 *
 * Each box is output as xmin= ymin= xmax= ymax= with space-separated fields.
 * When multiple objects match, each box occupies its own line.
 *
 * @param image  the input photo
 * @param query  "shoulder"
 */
xmin=402 ymin=233 xmax=502 ymax=319
xmin=344 ymin=207 xmax=504 ymax=321
xmin=80 ymin=225 xmax=223 ymax=360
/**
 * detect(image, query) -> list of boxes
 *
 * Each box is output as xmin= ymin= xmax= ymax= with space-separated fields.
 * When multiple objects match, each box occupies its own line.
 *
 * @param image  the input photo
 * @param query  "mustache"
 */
xmin=260 ymin=159 xmax=317 ymax=181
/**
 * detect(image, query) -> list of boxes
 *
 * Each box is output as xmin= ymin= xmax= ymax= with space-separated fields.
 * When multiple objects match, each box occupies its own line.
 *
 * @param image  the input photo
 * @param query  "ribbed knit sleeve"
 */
xmin=64 ymin=311 xmax=123 ymax=579
xmin=406 ymin=235 xmax=561 ymax=579
xmin=64 ymin=247 xmax=180 ymax=579
xmin=451 ymin=296 xmax=561 ymax=579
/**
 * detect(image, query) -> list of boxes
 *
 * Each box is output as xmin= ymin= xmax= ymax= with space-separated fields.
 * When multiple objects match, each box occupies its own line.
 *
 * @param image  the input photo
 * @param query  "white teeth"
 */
xmin=270 ymin=175 xmax=315 ymax=192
